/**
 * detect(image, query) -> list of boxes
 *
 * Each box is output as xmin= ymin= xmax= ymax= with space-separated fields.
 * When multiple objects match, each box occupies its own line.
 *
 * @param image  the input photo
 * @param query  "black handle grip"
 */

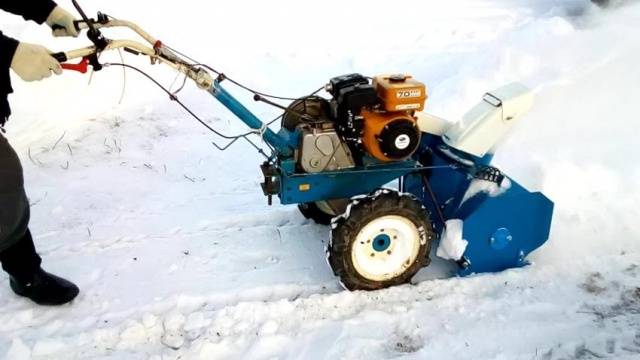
xmin=51 ymin=52 xmax=68 ymax=63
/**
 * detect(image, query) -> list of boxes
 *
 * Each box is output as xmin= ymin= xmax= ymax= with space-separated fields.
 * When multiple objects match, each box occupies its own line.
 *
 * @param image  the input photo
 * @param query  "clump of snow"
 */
xmin=436 ymin=219 xmax=468 ymax=261
xmin=461 ymin=177 xmax=512 ymax=204
xmin=118 ymin=321 xmax=147 ymax=349
xmin=160 ymin=312 xmax=186 ymax=350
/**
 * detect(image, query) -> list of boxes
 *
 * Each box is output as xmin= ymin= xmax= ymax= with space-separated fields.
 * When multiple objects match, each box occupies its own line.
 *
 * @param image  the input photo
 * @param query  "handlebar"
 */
xmin=51 ymin=17 xmax=214 ymax=89
xmin=51 ymin=18 xmax=158 ymax=61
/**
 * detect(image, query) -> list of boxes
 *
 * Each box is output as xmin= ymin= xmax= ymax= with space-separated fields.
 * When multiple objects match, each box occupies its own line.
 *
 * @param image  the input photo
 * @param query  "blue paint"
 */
xmin=405 ymin=136 xmax=554 ymax=277
xmin=455 ymin=179 xmax=553 ymax=276
xmin=278 ymin=160 xmax=418 ymax=205
xmin=490 ymin=228 xmax=512 ymax=250
xmin=373 ymin=234 xmax=391 ymax=252
xmin=279 ymin=158 xmax=296 ymax=173
xmin=209 ymin=81 xmax=294 ymax=156
xmin=276 ymin=128 xmax=302 ymax=152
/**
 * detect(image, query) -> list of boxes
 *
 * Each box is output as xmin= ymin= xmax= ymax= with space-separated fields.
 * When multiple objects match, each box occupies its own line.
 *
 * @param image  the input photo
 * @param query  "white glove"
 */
xmin=46 ymin=6 xmax=79 ymax=37
xmin=10 ymin=42 xmax=62 ymax=82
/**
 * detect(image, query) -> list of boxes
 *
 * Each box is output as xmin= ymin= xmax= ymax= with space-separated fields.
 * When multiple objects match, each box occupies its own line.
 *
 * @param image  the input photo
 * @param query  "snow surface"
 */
xmin=1 ymin=0 xmax=640 ymax=359
xmin=437 ymin=220 xmax=468 ymax=261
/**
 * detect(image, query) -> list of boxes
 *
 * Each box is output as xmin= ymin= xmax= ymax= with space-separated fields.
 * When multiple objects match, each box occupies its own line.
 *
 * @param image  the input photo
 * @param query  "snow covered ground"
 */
xmin=1 ymin=0 xmax=639 ymax=358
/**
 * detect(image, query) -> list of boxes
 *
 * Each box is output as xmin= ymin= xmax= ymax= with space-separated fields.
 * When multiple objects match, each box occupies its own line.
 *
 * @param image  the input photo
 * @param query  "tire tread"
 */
xmin=327 ymin=190 xmax=434 ymax=291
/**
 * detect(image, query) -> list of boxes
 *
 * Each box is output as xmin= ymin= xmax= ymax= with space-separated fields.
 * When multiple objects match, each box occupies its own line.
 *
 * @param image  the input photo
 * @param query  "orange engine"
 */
xmin=361 ymin=75 xmax=427 ymax=162
xmin=361 ymin=109 xmax=421 ymax=162
xmin=373 ymin=74 xmax=427 ymax=112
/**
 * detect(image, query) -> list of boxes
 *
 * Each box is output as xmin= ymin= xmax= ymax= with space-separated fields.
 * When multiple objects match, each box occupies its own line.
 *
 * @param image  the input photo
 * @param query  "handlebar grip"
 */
xmin=51 ymin=52 xmax=68 ymax=63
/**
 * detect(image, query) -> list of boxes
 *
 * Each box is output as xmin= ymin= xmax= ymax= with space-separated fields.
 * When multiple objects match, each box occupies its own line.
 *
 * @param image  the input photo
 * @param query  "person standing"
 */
xmin=1 ymin=1 xmax=80 ymax=305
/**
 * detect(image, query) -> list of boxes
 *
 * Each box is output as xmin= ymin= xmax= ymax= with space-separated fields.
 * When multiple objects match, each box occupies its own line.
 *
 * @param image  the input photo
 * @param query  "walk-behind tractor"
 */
xmin=52 ymin=2 xmax=554 ymax=290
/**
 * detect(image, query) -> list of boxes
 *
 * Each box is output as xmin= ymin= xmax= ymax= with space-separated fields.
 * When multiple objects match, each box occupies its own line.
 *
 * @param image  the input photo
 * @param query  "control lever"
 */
xmin=61 ymin=57 xmax=89 ymax=73
xmin=50 ymin=53 xmax=88 ymax=73
xmin=68 ymin=1 xmax=108 ymax=71
xmin=72 ymin=0 xmax=107 ymax=49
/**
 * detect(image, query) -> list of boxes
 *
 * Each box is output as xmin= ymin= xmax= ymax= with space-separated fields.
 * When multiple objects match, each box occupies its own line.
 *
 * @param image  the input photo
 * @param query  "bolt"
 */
xmin=393 ymin=236 xmax=398 ymax=239
xmin=370 ymin=253 xmax=375 ymax=257
xmin=387 ymin=250 xmax=392 ymax=255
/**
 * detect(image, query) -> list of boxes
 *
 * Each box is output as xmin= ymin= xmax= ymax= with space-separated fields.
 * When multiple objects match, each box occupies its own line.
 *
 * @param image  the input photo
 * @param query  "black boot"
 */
xmin=0 ymin=230 xmax=79 ymax=305
xmin=9 ymin=268 xmax=79 ymax=306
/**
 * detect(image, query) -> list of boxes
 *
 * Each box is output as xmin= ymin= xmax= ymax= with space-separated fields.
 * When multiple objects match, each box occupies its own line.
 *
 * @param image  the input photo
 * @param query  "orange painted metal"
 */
xmin=373 ymin=74 xmax=427 ymax=112
xmin=361 ymin=109 xmax=418 ymax=162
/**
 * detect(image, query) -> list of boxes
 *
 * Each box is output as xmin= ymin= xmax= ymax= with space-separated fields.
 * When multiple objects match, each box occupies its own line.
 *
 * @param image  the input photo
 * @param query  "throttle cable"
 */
xmin=104 ymin=62 xmax=281 ymax=159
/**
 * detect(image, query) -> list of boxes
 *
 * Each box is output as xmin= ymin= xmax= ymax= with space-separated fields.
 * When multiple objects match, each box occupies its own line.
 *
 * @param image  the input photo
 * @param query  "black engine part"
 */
xmin=327 ymin=73 xmax=370 ymax=97
xmin=329 ymin=74 xmax=377 ymax=122
xmin=327 ymin=74 xmax=378 ymax=163
xmin=376 ymin=118 xmax=421 ymax=160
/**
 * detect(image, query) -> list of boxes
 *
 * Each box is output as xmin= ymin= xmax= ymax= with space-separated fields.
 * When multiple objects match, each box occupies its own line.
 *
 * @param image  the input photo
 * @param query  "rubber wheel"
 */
xmin=298 ymin=202 xmax=333 ymax=225
xmin=328 ymin=190 xmax=434 ymax=291
xmin=298 ymin=200 xmax=348 ymax=225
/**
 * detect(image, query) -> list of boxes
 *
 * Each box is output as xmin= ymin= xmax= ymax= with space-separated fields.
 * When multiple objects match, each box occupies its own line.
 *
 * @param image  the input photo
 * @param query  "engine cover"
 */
xmin=298 ymin=122 xmax=355 ymax=173
xmin=361 ymin=109 xmax=421 ymax=162
xmin=373 ymin=74 xmax=427 ymax=112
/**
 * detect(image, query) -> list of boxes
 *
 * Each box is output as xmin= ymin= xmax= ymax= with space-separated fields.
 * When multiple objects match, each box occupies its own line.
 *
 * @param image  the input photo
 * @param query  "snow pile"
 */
xmin=1 ymin=0 xmax=640 ymax=359
xmin=436 ymin=219 xmax=468 ymax=261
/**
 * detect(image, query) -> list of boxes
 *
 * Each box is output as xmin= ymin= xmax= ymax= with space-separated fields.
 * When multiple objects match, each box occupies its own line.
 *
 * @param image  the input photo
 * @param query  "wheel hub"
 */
xmin=372 ymin=234 xmax=392 ymax=252
xmin=351 ymin=215 xmax=421 ymax=282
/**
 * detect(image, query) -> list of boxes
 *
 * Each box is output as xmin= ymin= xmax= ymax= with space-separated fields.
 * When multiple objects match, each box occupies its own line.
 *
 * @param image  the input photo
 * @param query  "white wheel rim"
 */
xmin=351 ymin=215 xmax=422 ymax=282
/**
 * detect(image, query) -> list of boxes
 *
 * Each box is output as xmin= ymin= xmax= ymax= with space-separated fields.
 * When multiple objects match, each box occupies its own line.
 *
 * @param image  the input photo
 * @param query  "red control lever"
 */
xmin=61 ymin=57 xmax=90 ymax=74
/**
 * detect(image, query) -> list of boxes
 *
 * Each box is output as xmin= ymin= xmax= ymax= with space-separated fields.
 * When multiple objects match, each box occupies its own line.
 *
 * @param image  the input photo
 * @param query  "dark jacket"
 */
xmin=1 ymin=0 xmax=57 ymax=125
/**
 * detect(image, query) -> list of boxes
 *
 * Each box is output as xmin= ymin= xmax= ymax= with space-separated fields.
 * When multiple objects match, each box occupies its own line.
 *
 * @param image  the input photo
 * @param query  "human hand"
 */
xmin=46 ymin=6 xmax=79 ymax=37
xmin=10 ymin=42 xmax=62 ymax=82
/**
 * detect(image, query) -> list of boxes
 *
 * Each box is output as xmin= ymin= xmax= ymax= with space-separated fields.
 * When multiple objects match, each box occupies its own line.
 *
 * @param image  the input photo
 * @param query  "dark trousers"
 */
xmin=0 ymin=134 xmax=41 ymax=280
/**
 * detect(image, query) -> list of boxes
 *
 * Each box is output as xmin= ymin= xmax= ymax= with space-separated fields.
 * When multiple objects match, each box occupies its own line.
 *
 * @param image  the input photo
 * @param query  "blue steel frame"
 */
xmin=208 ymin=79 xmax=422 ymax=205
xmin=207 ymin=79 xmax=554 ymax=277
xmin=209 ymin=79 xmax=295 ymax=156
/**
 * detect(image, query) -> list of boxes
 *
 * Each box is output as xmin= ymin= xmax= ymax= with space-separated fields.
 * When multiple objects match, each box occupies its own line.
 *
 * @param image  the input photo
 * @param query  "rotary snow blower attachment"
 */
xmin=54 ymin=1 xmax=554 ymax=291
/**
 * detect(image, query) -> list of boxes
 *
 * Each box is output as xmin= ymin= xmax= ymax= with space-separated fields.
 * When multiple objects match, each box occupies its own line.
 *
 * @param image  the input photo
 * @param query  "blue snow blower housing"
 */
xmin=53 ymin=8 xmax=553 ymax=290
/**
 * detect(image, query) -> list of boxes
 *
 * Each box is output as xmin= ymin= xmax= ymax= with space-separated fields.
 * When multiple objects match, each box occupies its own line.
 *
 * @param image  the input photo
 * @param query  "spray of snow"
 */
xmin=461 ymin=177 xmax=512 ymax=204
